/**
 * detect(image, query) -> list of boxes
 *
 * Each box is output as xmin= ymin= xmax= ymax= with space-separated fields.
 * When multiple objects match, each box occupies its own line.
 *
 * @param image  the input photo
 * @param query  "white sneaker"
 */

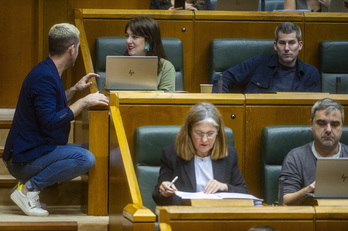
xmin=10 ymin=190 xmax=49 ymax=216
xmin=11 ymin=182 xmax=47 ymax=210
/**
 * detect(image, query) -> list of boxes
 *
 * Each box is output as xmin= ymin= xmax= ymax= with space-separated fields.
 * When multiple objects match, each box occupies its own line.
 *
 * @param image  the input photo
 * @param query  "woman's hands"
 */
xmin=204 ymin=179 xmax=228 ymax=194
xmin=159 ymin=179 xmax=228 ymax=197
xmin=159 ymin=181 xmax=178 ymax=197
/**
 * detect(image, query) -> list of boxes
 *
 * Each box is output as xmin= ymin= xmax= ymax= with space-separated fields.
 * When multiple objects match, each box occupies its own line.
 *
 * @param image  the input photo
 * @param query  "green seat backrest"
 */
xmin=261 ymin=126 xmax=312 ymax=205
xmin=94 ymin=36 xmax=184 ymax=92
xmin=134 ymin=125 xmax=234 ymax=213
xmin=211 ymin=0 xmax=217 ymax=9
xmin=209 ymin=38 xmax=275 ymax=88
xmin=261 ymin=125 xmax=348 ymax=205
xmin=258 ymin=0 xmax=284 ymax=11
xmin=319 ymin=40 xmax=348 ymax=93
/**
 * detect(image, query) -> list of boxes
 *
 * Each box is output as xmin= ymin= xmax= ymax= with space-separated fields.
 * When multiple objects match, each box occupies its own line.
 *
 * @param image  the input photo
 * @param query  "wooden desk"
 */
xmin=157 ymin=206 xmax=315 ymax=231
xmin=315 ymin=206 xmax=348 ymax=231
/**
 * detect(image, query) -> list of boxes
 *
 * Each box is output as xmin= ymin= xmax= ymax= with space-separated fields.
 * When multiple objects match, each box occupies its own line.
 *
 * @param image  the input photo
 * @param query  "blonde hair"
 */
xmin=175 ymin=102 xmax=228 ymax=160
xmin=48 ymin=23 xmax=80 ymax=56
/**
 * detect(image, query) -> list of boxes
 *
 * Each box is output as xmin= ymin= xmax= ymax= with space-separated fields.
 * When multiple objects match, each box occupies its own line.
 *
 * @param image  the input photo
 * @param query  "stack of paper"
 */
xmin=174 ymin=191 xmax=263 ymax=206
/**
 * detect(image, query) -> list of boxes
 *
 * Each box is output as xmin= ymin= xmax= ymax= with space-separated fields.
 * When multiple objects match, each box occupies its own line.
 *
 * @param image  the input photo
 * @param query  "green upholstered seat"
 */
xmin=261 ymin=125 xmax=348 ymax=205
xmin=319 ymin=40 xmax=348 ymax=94
xmin=258 ymin=0 xmax=284 ymax=11
xmin=94 ymin=36 xmax=184 ymax=92
xmin=134 ymin=125 xmax=234 ymax=213
xmin=211 ymin=0 xmax=217 ymax=9
xmin=209 ymin=38 xmax=275 ymax=91
xmin=261 ymin=126 xmax=312 ymax=205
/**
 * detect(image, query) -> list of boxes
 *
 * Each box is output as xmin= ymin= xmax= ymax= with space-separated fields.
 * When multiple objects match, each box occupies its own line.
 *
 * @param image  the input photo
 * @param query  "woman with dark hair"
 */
xmin=125 ymin=16 xmax=175 ymax=91
xmin=152 ymin=102 xmax=248 ymax=206
xmin=150 ymin=0 xmax=213 ymax=10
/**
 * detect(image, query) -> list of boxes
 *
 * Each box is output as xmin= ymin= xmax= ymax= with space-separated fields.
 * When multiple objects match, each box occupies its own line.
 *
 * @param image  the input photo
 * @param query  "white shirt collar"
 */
xmin=311 ymin=141 xmax=341 ymax=159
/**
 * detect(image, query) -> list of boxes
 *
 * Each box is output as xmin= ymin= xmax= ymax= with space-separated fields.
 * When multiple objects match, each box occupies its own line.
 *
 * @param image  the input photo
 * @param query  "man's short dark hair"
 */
xmin=311 ymin=98 xmax=344 ymax=122
xmin=274 ymin=22 xmax=302 ymax=42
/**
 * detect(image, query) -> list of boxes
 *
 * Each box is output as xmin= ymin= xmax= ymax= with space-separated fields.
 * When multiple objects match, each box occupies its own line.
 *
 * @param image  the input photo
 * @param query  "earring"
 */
xmin=145 ymin=44 xmax=150 ymax=51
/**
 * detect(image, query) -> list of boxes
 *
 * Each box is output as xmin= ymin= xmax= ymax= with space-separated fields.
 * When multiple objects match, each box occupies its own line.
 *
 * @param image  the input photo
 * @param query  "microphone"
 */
xmin=336 ymin=76 xmax=342 ymax=94
xmin=278 ymin=176 xmax=284 ymax=206
xmin=218 ymin=73 xmax=223 ymax=93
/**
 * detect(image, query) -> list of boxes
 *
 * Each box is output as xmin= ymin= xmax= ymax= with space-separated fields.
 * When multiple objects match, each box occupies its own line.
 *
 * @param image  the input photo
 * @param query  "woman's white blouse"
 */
xmin=194 ymin=155 xmax=213 ymax=192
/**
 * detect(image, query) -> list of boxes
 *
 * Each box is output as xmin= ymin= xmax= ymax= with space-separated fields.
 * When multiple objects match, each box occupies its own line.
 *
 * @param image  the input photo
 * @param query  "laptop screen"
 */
xmin=105 ymin=56 xmax=158 ymax=91
xmin=329 ymin=0 xmax=348 ymax=12
xmin=314 ymin=158 xmax=348 ymax=198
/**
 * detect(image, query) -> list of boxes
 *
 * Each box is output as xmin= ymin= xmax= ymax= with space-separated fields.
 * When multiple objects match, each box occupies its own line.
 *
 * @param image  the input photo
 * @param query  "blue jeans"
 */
xmin=7 ymin=144 xmax=95 ymax=191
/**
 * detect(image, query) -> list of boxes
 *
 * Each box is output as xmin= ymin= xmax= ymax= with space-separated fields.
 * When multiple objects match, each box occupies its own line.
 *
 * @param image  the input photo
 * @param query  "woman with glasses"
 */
xmin=153 ymin=102 xmax=248 ymax=206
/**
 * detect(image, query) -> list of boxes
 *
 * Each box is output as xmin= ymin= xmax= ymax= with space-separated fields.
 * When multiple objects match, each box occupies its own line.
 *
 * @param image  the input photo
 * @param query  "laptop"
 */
xmin=216 ymin=0 xmax=259 ymax=11
xmin=329 ymin=0 xmax=348 ymax=12
xmin=105 ymin=56 xmax=158 ymax=90
xmin=314 ymin=158 xmax=348 ymax=199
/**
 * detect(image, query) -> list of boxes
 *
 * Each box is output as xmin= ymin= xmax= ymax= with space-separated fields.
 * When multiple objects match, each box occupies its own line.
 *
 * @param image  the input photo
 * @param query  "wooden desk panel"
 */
xmin=157 ymin=205 xmax=348 ymax=231
xmin=315 ymin=206 xmax=348 ymax=231
xmin=157 ymin=206 xmax=315 ymax=231
xmin=316 ymin=221 xmax=348 ymax=231
xmin=170 ymin=221 xmax=314 ymax=231
xmin=194 ymin=11 xmax=304 ymax=21
xmin=303 ymin=13 xmax=348 ymax=68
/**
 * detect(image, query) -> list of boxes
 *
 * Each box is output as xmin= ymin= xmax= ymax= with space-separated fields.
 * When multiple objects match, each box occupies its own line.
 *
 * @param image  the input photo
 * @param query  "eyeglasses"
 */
xmin=193 ymin=131 xmax=217 ymax=139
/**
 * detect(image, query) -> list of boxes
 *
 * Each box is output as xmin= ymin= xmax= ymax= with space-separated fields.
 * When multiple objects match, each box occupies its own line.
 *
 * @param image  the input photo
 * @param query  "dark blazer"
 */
xmin=150 ymin=0 xmax=213 ymax=10
xmin=3 ymin=57 xmax=74 ymax=163
xmin=152 ymin=144 xmax=248 ymax=205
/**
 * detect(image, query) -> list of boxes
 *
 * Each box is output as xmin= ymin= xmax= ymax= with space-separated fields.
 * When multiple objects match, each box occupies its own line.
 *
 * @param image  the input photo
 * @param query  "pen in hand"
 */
xmin=162 ymin=176 xmax=178 ymax=193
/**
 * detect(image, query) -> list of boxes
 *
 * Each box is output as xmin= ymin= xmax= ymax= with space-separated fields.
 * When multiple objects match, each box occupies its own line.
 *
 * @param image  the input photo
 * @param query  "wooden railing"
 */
xmin=108 ymin=94 xmax=156 ymax=230
xmin=74 ymin=9 xmax=98 ymax=93
xmin=75 ymin=9 xmax=109 ymax=216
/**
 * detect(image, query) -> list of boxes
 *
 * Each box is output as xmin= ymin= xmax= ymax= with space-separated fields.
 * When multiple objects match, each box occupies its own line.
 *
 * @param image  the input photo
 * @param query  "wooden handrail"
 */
xmin=78 ymin=8 xmax=193 ymax=20
xmin=74 ymin=9 xmax=98 ymax=93
xmin=109 ymin=93 xmax=156 ymax=222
